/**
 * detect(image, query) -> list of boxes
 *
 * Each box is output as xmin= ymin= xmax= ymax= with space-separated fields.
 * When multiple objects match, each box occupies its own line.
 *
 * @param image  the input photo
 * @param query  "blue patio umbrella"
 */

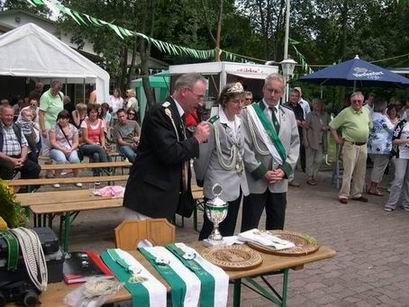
xmin=299 ymin=56 xmax=409 ymax=87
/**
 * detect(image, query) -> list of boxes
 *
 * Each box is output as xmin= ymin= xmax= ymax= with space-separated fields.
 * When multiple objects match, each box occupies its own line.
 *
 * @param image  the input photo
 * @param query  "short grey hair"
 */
xmin=264 ymin=73 xmax=285 ymax=86
xmin=51 ymin=80 xmax=62 ymax=88
xmin=350 ymin=91 xmax=364 ymax=101
xmin=174 ymin=73 xmax=206 ymax=90
xmin=373 ymin=98 xmax=387 ymax=113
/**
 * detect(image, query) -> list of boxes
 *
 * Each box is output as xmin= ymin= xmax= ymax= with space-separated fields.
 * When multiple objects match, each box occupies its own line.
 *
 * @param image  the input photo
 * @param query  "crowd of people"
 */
xmin=0 ymin=80 xmax=141 ymax=188
xmin=2 ymin=73 xmax=409 ymax=236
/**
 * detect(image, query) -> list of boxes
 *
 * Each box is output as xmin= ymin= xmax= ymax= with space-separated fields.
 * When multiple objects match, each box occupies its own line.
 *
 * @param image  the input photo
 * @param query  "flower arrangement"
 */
xmin=0 ymin=180 xmax=27 ymax=230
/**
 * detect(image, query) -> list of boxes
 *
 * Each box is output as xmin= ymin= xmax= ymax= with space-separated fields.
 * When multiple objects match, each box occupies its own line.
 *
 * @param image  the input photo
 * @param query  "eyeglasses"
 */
xmin=351 ymin=100 xmax=363 ymax=103
xmin=264 ymin=87 xmax=282 ymax=95
xmin=186 ymin=88 xmax=205 ymax=100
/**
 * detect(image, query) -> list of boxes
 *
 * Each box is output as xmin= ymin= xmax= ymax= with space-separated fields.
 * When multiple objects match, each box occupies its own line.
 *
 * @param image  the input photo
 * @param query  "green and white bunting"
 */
xmin=290 ymin=38 xmax=314 ymax=74
xmin=24 ymin=0 xmax=260 ymax=63
xmin=101 ymin=249 xmax=166 ymax=307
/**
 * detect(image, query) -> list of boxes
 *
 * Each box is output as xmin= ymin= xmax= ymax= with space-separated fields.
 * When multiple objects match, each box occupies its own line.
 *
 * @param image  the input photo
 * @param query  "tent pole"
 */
xmin=353 ymin=80 xmax=356 ymax=91
xmin=65 ymin=78 xmax=67 ymax=98
xmin=320 ymin=86 xmax=323 ymax=99
xmin=83 ymin=79 xmax=85 ymax=103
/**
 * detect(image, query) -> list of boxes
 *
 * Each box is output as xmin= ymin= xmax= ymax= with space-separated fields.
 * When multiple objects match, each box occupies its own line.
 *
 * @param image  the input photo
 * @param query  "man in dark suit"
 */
xmin=123 ymin=73 xmax=210 ymax=220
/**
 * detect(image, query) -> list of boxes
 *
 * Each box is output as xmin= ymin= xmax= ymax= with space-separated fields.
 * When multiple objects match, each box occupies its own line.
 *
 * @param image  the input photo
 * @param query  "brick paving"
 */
xmin=43 ymin=169 xmax=409 ymax=306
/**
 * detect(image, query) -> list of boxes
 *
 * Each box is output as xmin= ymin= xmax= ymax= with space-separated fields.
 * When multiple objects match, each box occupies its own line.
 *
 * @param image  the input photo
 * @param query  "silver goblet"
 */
xmin=205 ymin=184 xmax=228 ymax=245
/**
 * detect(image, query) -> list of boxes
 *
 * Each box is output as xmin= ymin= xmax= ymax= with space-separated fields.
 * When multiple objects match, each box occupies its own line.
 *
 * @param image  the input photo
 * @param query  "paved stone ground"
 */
xmin=38 ymin=169 xmax=409 ymax=306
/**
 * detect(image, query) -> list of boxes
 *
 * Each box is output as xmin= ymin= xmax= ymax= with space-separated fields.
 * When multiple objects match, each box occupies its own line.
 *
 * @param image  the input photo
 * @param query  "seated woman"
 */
xmin=195 ymin=82 xmax=249 ymax=240
xmin=49 ymin=110 xmax=82 ymax=188
xmin=79 ymin=104 xmax=111 ymax=176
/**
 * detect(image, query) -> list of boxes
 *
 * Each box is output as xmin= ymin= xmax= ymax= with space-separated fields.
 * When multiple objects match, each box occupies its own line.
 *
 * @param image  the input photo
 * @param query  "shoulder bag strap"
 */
xmin=58 ymin=124 xmax=72 ymax=147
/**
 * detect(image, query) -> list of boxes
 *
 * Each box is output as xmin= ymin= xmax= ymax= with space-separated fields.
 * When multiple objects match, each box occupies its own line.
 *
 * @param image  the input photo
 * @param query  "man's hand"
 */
xmin=193 ymin=122 xmax=210 ymax=144
xmin=10 ymin=157 xmax=23 ymax=169
xmin=263 ymin=170 xmax=275 ymax=183
xmin=334 ymin=136 xmax=344 ymax=145
xmin=41 ymin=129 xmax=47 ymax=138
xmin=270 ymin=169 xmax=285 ymax=184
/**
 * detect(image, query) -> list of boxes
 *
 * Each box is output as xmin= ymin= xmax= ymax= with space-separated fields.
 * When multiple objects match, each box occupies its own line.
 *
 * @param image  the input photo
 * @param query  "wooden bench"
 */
xmin=39 ymin=161 xmax=131 ymax=171
xmin=7 ymin=174 xmax=128 ymax=188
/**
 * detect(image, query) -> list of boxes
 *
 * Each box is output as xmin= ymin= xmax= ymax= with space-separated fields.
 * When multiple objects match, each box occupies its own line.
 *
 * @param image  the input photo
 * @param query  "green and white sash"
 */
xmin=0 ymin=231 xmax=19 ymax=271
xmin=101 ymin=249 xmax=166 ymax=307
xmin=139 ymin=246 xmax=201 ymax=307
xmin=247 ymin=103 xmax=286 ymax=164
xmin=167 ymin=243 xmax=229 ymax=307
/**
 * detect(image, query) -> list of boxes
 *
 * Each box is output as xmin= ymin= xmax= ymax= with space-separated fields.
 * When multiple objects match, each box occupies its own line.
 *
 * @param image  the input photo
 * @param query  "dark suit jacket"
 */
xmin=123 ymin=97 xmax=199 ymax=219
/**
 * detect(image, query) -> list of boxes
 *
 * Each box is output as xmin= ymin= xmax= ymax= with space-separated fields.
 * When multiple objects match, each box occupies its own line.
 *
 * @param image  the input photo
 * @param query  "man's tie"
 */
xmin=270 ymin=107 xmax=280 ymax=134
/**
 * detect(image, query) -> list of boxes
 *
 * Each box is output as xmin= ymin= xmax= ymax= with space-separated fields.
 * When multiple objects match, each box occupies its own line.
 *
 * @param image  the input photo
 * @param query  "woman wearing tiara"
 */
xmin=195 ymin=82 xmax=249 ymax=240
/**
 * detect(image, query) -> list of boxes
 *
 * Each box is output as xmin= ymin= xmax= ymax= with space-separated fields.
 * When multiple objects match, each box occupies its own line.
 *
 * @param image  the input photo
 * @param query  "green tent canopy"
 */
xmin=132 ymin=72 xmax=170 ymax=121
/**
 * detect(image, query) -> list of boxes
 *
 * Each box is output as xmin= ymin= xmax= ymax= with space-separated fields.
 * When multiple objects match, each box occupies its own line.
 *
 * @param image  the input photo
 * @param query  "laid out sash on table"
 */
xmin=167 ymin=243 xmax=229 ymax=307
xmin=139 ymin=246 xmax=201 ymax=307
xmin=101 ymin=249 xmax=166 ymax=307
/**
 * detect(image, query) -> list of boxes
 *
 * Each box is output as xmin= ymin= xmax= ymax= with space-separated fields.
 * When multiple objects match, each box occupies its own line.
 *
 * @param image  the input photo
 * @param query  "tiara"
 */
xmin=226 ymin=82 xmax=244 ymax=94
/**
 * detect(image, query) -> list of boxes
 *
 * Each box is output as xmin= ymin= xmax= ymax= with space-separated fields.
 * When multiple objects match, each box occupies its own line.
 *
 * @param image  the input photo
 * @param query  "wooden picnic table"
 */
xmin=16 ymin=186 xmax=203 ymax=251
xmin=37 ymin=243 xmax=336 ymax=307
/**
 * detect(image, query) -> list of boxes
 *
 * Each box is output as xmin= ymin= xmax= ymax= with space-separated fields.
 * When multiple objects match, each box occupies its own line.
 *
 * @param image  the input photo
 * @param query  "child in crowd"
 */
xmin=101 ymin=102 xmax=113 ymax=143
xmin=304 ymin=98 xmax=330 ymax=185
xmin=71 ymin=103 xmax=88 ymax=129
xmin=16 ymin=108 xmax=40 ymax=162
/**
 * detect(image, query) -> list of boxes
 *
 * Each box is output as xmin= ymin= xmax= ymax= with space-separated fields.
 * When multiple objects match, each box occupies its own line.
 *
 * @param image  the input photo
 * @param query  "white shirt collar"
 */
xmin=262 ymin=99 xmax=279 ymax=112
xmin=218 ymin=106 xmax=241 ymax=131
xmin=172 ymin=97 xmax=185 ymax=118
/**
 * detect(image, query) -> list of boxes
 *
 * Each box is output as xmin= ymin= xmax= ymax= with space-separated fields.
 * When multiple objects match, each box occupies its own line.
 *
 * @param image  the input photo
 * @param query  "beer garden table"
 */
xmin=38 ymin=242 xmax=336 ymax=307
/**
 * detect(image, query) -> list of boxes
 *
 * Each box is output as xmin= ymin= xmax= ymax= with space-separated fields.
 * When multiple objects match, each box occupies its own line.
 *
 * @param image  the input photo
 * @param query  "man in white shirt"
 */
xmin=294 ymin=87 xmax=311 ymax=118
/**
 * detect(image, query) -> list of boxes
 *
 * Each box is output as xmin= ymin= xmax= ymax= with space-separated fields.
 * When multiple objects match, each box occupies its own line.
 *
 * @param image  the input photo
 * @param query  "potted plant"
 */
xmin=0 ymin=180 xmax=27 ymax=230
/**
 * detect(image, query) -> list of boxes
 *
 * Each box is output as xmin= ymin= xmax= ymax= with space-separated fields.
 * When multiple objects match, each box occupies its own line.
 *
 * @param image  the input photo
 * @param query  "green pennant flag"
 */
xmin=62 ymin=7 xmax=82 ymax=25
xmin=108 ymin=24 xmax=124 ymax=39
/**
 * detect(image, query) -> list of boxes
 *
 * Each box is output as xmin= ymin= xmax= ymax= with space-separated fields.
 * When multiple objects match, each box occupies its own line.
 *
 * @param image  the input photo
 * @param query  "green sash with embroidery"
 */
xmin=101 ymin=249 xmax=149 ymax=307
xmin=139 ymin=247 xmax=186 ymax=307
xmin=166 ymin=244 xmax=215 ymax=307
xmin=252 ymin=103 xmax=286 ymax=162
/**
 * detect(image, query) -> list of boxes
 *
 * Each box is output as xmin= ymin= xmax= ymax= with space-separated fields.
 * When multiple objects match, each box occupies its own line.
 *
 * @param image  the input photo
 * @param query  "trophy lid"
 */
xmin=207 ymin=184 xmax=226 ymax=207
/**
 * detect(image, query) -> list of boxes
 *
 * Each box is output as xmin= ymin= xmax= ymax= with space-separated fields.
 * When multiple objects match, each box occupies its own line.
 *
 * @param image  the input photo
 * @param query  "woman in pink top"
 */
xmin=79 ymin=104 xmax=111 ymax=176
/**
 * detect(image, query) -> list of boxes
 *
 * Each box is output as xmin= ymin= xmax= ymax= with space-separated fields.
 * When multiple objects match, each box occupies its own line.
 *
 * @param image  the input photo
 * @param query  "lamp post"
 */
xmin=280 ymin=58 xmax=297 ymax=103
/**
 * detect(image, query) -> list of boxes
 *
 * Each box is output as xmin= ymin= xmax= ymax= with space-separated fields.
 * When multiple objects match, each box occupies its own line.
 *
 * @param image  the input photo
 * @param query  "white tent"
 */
xmin=0 ymin=23 xmax=109 ymax=102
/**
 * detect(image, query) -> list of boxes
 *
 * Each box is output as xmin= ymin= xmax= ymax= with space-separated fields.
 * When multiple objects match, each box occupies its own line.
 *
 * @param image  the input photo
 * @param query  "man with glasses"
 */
xmin=329 ymin=91 xmax=372 ymax=204
xmin=241 ymin=73 xmax=300 ymax=231
xmin=123 ymin=73 xmax=210 ymax=220
xmin=0 ymin=105 xmax=41 ymax=182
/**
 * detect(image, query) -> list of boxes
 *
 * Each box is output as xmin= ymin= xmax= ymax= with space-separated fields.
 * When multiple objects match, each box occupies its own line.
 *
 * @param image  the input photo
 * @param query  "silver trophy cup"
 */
xmin=205 ymin=184 xmax=228 ymax=244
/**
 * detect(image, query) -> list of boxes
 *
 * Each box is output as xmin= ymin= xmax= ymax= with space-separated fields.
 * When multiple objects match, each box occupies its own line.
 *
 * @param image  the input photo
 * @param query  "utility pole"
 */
xmin=215 ymin=0 xmax=224 ymax=61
